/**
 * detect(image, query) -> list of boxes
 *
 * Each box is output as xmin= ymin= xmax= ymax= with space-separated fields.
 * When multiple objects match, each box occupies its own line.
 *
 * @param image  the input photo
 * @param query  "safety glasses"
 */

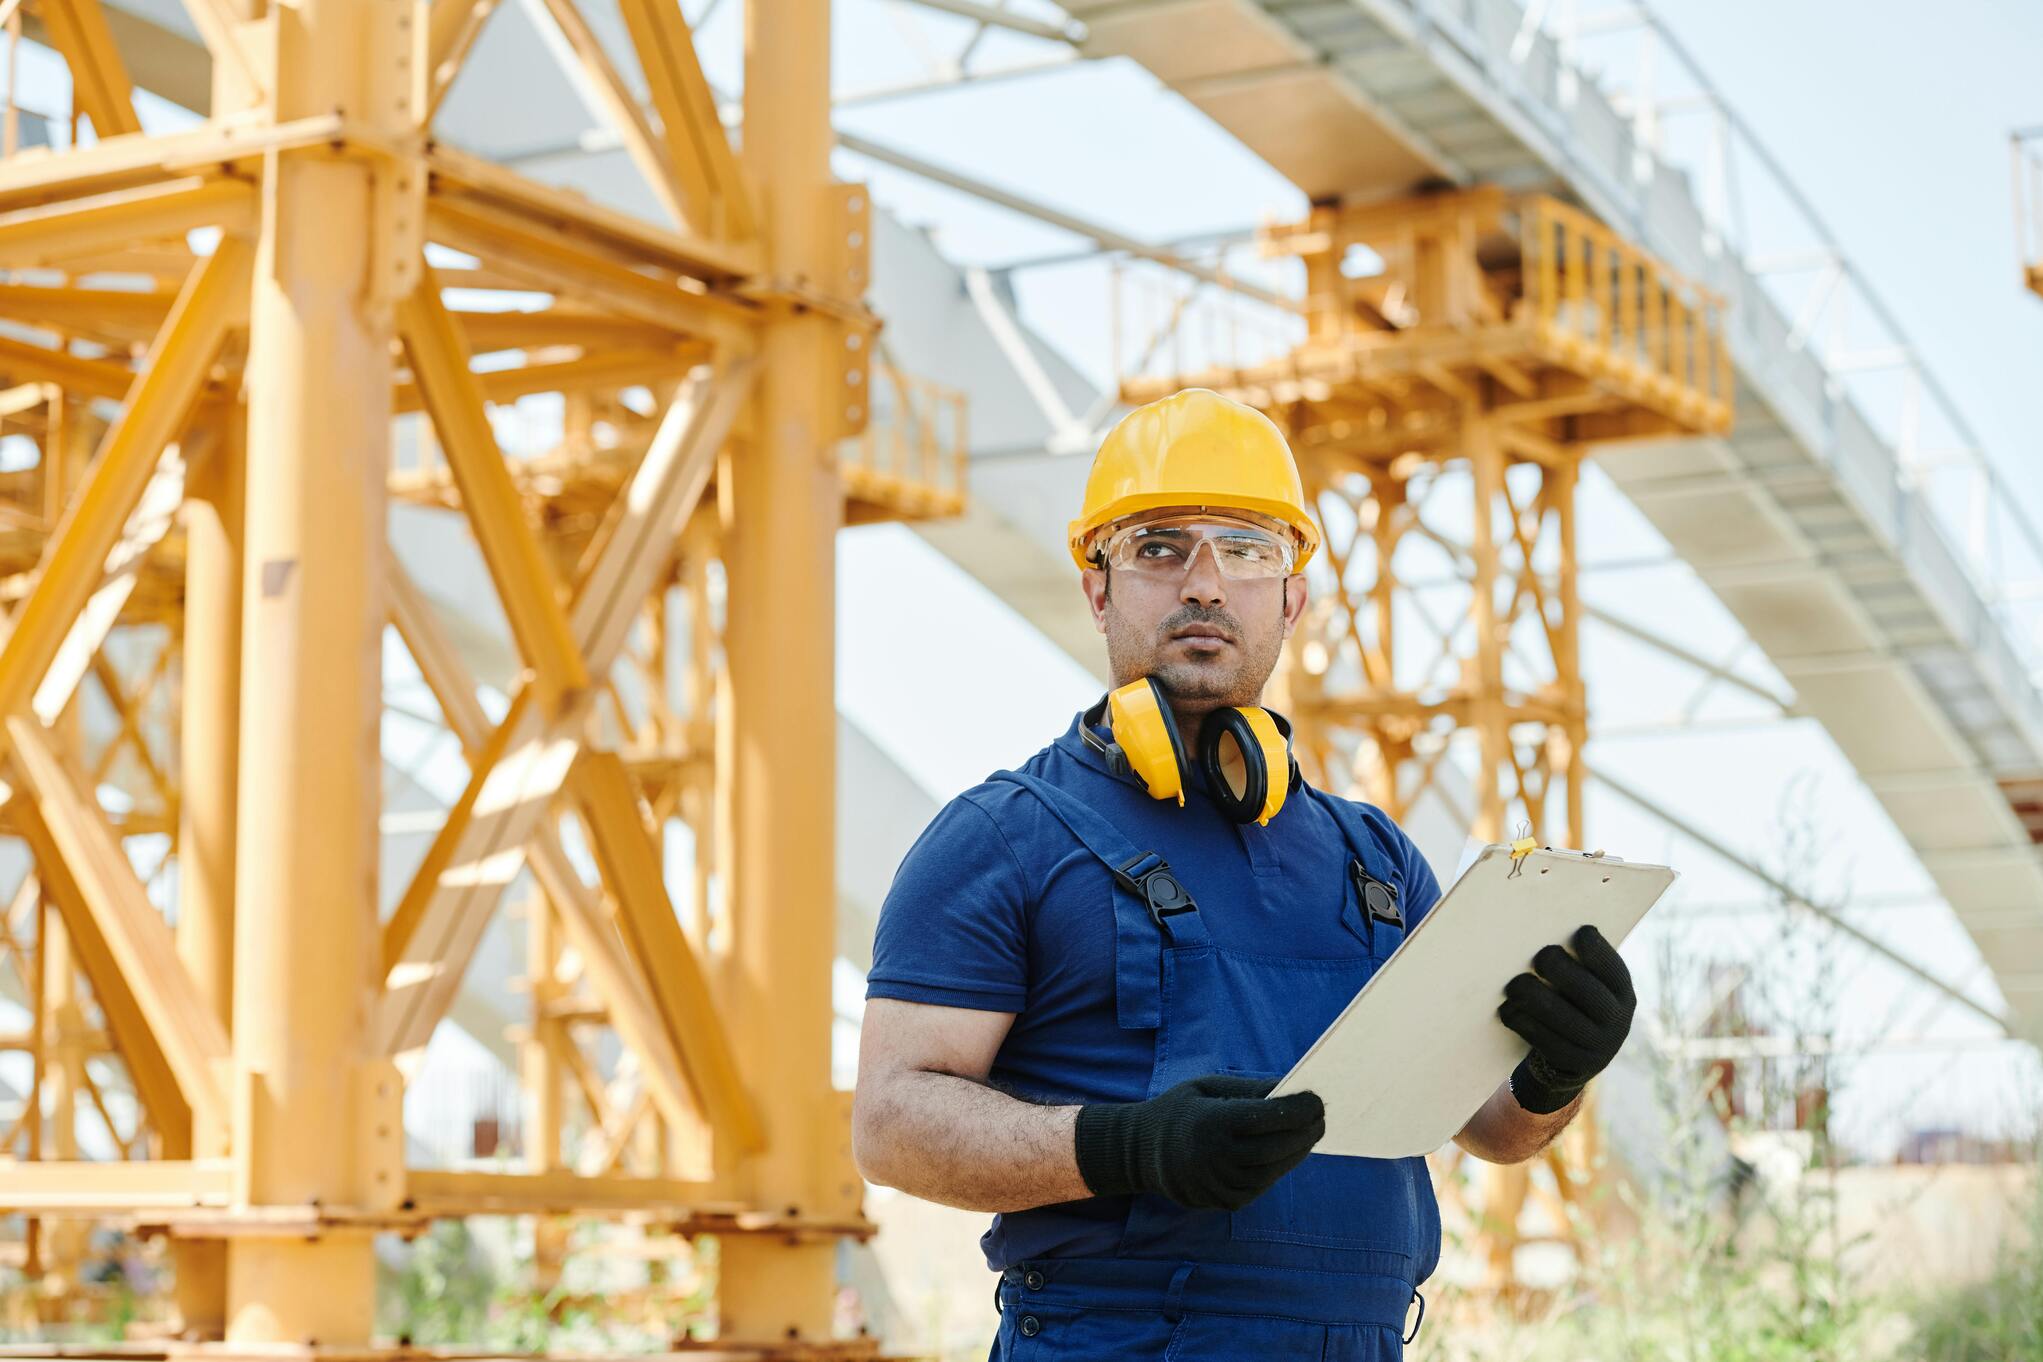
xmin=1095 ymin=512 xmax=1298 ymax=581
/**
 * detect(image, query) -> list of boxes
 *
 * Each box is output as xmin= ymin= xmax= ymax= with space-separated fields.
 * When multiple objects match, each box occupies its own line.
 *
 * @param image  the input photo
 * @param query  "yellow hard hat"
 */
xmin=1069 ymin=388 xmax=1320 ymax=573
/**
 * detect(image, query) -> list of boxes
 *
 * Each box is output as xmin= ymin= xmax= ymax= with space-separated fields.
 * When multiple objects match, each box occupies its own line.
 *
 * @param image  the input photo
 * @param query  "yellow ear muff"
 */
xmin=1199 ymin=705 xmax=1294 ymax=826
xmin=1238 ymin=707 xmax=1291 ymax=826
xmin=1105 ymin=677 xmax=1187 ymax=806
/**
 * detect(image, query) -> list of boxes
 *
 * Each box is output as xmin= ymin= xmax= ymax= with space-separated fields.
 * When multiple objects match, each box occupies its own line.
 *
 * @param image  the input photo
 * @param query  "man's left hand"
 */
xmin=1497 ymin=925 xmax=1635 ymax=1115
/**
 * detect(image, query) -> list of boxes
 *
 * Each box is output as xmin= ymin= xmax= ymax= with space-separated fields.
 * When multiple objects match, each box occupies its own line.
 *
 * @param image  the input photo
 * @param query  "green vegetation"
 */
xmin=1903 ymin=1160 xmax=2043 ymax=1362
xmin=375 ymin=1217 xmax=714 ymax=1353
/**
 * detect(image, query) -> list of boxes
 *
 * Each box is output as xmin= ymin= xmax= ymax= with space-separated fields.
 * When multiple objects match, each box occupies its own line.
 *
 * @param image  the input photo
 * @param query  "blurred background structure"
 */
xmin=0 ymin=0 xmax=2037 ymax=1359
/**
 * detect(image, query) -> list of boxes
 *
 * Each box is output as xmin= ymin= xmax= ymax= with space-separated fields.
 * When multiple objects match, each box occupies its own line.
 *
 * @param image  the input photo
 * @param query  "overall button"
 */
xmin=1022 ymin=1270 xmax=1045 ymax=1291
xmin=1018 ymin=1315 xmax=1042 ymax=1337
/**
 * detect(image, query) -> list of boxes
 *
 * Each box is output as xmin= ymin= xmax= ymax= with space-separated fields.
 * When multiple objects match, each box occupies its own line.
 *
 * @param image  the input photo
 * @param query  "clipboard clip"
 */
xmin=1506 ymin=825 xmax=1539 ymax=879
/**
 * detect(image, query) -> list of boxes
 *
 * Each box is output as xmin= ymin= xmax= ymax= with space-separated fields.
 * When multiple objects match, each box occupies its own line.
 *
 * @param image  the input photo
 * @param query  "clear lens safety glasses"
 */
xmin=1096 ymin=515 xmax=1298 ymax=581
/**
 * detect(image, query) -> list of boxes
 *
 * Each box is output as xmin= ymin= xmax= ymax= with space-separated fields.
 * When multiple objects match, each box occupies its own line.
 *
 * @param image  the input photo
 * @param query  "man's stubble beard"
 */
xmin=1102 ymin=603 xmax=1285 ymax=709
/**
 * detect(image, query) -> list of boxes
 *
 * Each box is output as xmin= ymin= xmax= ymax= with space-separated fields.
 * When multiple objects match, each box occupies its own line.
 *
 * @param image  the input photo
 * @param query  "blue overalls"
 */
xmin=981 ymin=768 xmax=1439 ymax=1361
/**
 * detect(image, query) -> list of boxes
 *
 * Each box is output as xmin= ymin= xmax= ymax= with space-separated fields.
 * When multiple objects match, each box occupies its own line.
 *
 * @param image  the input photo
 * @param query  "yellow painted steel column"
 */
xmin=720 ymin=0 xmax=851 ymax=1341
xmin=24 ymin=887 xmax=46 ymax=1280
xmin=521 ymin=890 xmax=569 ymax=1290
xmin=38 ymin=910 xmax=88 ymax=1281
xmin=172 ymin=413 xmax=243 ymax=1338
xmin=1367 ymin=469 xmax=1407 ymax=817
xmin=1550 ymin=456 xmax=1586 ymax=848
xmin=1464 ymin=413 xmax=1509 ymax=842
xmin=224 ymin=1 xmax=410 ymax=1346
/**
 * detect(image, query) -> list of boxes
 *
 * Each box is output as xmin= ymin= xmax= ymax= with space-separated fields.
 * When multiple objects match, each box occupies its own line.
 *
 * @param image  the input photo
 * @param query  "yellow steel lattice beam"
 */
xmin=0 ymin=236 xmax=249 ymax=723
xmin=386 ymin=555 xmax=706 ymax=1149
xmin=11 ymin=814 xmax=190 ymax=1155
xmin=37 ymin=0 xmax=142 ymax=139
xmin=8 ymin=719 xmax=233 ymax=1148
xmin=0 ymin=282 xmax=176 ymax=344
xmin=397 ymin=264 xmax=590 ymax=700
xmin=615 ymin=0 xmax=756 ymax=241
xmin=525 ymin=827 xmax=705 ymax=1145
xmin=0 ymin=176 xmax=251 ymax=271
xmin=530 ymin=0 xmax=691 ymax=231
xmin=425 ymin=194 xmax=753 ymax=348
xmin=426 ymin=143 xmax=759 ymax=283
xmin=177 ymin=0 xmax=265 ymax=110
xmin=424 ymin=0 xmax=504 ymax=120
xmin=35 ymin=444 xmax=187 ymax=725
xmin=570 ymin=751 xmax=763 ymax=1152
xmin=393 ymin=344 xmax=706 ymax=415
xmin=0 ymin=334 xmax=132 ymax=402
xmin=376 ymin=360 xmax=755 ymax=1062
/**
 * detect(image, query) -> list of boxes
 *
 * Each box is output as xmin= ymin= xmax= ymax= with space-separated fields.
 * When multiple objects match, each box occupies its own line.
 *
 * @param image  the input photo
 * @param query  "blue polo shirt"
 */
xmin=865 ymin=708 xmax=1443 ymax=1269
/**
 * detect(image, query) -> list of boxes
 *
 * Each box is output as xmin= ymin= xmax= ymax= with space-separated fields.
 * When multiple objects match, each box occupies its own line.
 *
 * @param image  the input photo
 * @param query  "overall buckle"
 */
xmin=1114 ymin=853 xmax=1198 ymax=928
xmin=1350 ymin=860 xmax=1403 ymax=929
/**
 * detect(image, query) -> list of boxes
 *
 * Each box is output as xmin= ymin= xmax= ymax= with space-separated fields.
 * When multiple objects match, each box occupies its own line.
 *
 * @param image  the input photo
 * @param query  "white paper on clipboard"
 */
xmin=1268 ymin=845 xmax=1677 ymax=1158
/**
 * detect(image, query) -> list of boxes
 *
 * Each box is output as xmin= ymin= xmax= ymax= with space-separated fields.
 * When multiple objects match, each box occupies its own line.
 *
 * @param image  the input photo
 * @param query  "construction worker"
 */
xmin=852 ymin=389 xmax=1635 ymax=1359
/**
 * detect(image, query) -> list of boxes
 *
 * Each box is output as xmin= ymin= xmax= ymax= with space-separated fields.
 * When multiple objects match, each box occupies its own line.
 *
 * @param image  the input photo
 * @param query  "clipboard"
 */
xmin=1268 ymin=844 xmax=1677 ymax=1158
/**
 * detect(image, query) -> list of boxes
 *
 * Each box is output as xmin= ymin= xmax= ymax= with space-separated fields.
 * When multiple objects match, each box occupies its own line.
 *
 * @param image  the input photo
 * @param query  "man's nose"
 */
xmin=1179 ymin=539 xmax=1228 ymax=605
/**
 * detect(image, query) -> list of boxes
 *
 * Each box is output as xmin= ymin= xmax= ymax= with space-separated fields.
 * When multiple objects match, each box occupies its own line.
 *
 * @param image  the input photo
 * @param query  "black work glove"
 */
xmin=1497 ymin=925 xmax=1636 ymax=1114
xmin=1074 ymin=1074 xmax=1325 ymax=1211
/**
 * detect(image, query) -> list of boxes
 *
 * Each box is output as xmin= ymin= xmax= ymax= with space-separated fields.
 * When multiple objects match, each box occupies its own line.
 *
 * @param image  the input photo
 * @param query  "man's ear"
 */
xmin=1282 ymin=572 xmax=1307 ymax=636
xmin=1081 ymin=566 xmax=1109 ymax=632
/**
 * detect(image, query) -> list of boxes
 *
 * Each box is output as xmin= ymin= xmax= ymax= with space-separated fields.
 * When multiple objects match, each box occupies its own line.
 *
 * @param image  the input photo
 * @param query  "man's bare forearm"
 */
xmin=1455 ymin=1079 xmax=1581 ymax=1164
xmin=853 ymin=1069 xmax=1093 ymax=1212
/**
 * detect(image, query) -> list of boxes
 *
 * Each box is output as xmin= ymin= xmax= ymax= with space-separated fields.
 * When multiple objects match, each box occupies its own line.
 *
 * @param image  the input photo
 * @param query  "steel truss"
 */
xmin=1123 ymin=183 xmax=1731 ymax=1294
xmin=0 ymin=0 xmax=960 ymax=1355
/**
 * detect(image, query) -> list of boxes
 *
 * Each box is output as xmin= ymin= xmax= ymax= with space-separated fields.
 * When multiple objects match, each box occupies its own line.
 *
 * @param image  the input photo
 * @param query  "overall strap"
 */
xmin=987 ymin=770 xmax=1209 ymax=1030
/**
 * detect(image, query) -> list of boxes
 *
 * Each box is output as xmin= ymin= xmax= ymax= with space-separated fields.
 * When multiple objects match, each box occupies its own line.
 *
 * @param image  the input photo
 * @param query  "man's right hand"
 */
xmin=1073 ymin=1074 xmax=1326 ymax=1211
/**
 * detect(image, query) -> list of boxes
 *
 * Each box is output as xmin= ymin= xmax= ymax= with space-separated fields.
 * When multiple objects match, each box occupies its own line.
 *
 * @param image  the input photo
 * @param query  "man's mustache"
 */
xmin=1161 ymin=609 xmax=1239 ymax=641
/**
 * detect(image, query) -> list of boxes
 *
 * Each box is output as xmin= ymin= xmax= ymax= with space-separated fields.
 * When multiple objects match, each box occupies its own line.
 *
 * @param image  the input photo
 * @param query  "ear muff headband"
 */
xmin=1104 ymin=678 xmax=1187 ymax=806
xmin=1199 ymin=706 xmax=1295 ymax=826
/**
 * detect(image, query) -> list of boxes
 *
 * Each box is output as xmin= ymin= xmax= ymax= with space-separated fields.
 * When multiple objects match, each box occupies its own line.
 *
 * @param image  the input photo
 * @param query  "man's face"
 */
xmin=1079 ymin=509 xmax=1310 ymax=715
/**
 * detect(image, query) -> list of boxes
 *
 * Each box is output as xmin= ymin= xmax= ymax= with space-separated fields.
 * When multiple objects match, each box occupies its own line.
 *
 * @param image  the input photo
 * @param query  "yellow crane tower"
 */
xmin=1122 ymin=185 xmax=1731 ymax=1296
xmin=0 ymin=0 xmax=961 ymax=1355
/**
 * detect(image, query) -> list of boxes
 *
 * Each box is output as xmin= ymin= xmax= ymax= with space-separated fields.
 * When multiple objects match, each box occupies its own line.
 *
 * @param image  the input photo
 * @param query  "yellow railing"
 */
xmin=1522 ymin=196 xmax=1733 ymax=423
xmin=1108 ymin=256 xmax=1304 ymax=396
xmin=839 ymin=363 xmax=968 ymax=517
xmin=387 ymin=363 xmax=968 ymax=522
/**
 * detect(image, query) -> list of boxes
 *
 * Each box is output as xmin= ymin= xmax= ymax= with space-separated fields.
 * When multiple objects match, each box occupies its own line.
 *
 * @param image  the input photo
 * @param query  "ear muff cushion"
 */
xmin=1199 ymin=708 xmax=1269 ymax=824
xmin=1238 ymin=707 xmax=1293 ymax=824
xmin=1199 ymin=707 xmax=1295 ymax=825
xmin=1107 ymin=677 xmax=1188 ymax=804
